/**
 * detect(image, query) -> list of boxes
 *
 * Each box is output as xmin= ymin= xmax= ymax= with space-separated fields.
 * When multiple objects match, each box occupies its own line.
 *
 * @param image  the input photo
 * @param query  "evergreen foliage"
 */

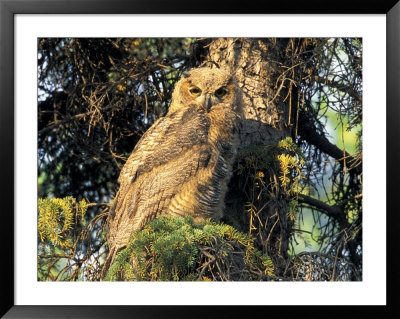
xmin=104 ymin=215 xmax=274 ymax=281
xmin=38 ymin=196 xmax=87 ymax=249
xmin=38 ymin=197 xmax=106 ymax=281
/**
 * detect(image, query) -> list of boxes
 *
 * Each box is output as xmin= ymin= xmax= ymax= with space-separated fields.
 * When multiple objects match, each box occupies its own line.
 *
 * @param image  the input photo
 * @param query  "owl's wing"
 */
xmin=118 ymin=116 xmax=168 ymax=188
xmin=108 ymin=106 xmax=211 ymax=245
xmin=118 ymin=106 xmax=210 ymax=189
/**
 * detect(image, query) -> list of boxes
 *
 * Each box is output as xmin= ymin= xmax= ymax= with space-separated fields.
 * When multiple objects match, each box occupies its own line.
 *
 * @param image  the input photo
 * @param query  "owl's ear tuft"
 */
xmin=183 ymin=72 xmax=190 ymax=78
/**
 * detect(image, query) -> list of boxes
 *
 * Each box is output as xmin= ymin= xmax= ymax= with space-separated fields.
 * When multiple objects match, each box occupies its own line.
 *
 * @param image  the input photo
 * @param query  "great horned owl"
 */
xmin=102 ymin=67 xmax=242 ymax=277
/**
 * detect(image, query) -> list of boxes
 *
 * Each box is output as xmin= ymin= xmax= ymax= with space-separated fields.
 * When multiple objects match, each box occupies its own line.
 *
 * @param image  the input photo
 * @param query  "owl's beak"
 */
xmin=204 ymin=94 xmax=212 ymax=111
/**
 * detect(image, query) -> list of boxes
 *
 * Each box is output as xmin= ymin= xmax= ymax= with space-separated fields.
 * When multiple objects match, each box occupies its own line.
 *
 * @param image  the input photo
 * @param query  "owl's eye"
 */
xmin=189 ymin=86 xmax=202 ymax=96
xmin=215 ymin=87 xmax=227 ymax=98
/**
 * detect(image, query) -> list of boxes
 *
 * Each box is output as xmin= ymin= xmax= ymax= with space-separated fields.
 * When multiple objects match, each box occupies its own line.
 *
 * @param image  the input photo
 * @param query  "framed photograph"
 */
xmin=1 ymin=0 xmax=398 ymax=318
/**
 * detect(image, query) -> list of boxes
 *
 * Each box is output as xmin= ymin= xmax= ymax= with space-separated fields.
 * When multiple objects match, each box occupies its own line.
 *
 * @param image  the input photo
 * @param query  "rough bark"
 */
xmin=198 ymin=38 xmax=292 ymax=149
xmin=196 ymin=38 xmax=296 ymax=273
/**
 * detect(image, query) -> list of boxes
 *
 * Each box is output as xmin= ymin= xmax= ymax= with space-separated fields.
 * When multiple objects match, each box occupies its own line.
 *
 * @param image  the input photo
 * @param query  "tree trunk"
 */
xmin=196 ymin=38 xmax=298 ymax=274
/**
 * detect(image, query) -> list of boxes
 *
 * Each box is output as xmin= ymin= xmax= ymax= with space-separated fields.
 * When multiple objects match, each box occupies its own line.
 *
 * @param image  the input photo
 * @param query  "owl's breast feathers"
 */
xmin=107 ymin=103 xmax=239 ymax=253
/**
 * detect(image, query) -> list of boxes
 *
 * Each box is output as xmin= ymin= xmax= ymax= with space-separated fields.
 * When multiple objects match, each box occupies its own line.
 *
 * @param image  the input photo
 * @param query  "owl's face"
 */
xmin=169 ymin=68 xmax=241 ymax=114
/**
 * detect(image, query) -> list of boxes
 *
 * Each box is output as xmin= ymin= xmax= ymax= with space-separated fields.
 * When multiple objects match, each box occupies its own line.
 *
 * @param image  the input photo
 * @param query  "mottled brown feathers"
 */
xmin=102 ymin=67 xmax=242 ymax=278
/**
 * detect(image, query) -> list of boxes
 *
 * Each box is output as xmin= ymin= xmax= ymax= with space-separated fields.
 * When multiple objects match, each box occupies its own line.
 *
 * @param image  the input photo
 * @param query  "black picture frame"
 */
xmin=1 ymin=0 xmax=399 ymax=318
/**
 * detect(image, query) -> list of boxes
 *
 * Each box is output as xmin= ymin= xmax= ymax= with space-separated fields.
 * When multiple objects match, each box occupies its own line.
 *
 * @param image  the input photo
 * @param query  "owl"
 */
xmin=102 ymin=67 xmax=242 ymax=278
